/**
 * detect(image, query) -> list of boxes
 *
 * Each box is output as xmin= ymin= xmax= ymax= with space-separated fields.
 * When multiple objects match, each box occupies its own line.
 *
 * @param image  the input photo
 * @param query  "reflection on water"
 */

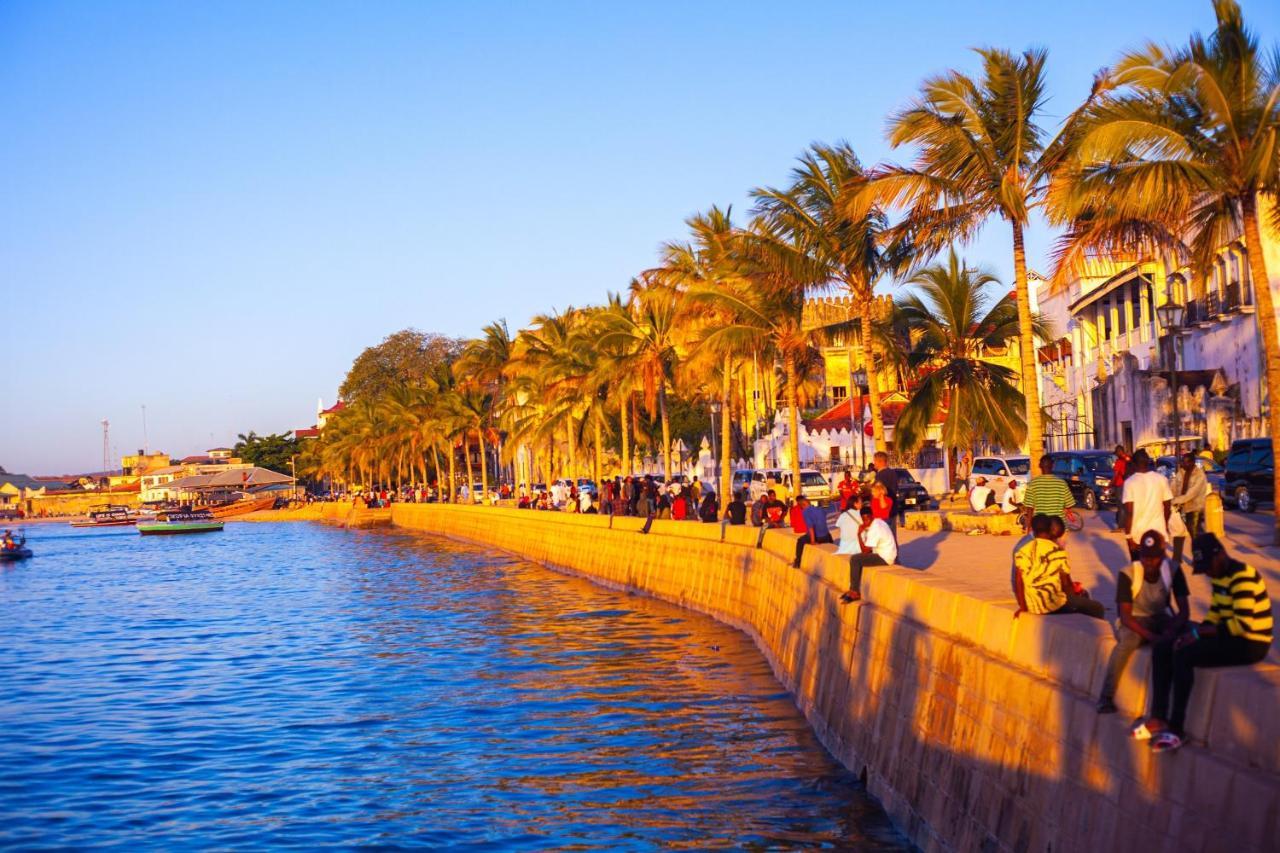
xmin=0 ymin=523 xmax=907 ymax=848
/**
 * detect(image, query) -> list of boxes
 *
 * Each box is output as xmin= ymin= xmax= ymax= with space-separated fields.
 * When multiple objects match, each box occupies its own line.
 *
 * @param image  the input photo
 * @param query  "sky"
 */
xmin=3 ymin=0 xmax=1277 ymax=475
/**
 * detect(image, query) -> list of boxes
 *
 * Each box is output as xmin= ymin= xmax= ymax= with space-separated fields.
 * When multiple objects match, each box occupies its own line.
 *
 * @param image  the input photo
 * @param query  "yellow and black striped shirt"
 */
xmin=1206 ymin=563 xmax=1273 ymax=644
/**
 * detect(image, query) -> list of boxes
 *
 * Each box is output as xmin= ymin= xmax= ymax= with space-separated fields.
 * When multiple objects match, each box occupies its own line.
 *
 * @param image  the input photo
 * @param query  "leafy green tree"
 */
xmin=339 ymin=329 xmax=465 ymax=402
xmin=233 ymin=431 xmax=301 ymax=475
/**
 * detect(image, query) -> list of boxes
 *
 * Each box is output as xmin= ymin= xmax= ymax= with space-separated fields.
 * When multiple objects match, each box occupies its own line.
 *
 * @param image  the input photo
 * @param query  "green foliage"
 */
xmin=339 ymin=329 xmax=466 ymax=401
xmin=233 ymin=431 xmax=301 ymax=475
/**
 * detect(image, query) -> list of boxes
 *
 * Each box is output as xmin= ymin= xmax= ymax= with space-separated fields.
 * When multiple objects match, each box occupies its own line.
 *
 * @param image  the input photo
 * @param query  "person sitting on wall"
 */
xmin=755 ymin=489 xmax=788 ymax=549
xmin=1139 ymin=533 xmax=1273 ymax=752
xmin=1095 ymin=530 xmax=1190 ymax=715
xmin=724 ymin=489 xmax=748 ymax=526
xmin=1014 ymin=514 xmax=1105 ymax=619
xmin=870 ymin=481 xmax=894 ymax=522
xmin=787 ymin=497 xmax=806 ymax=536
xmin=1000 ymin=479 xmax=1024 ymax=514
xmin=968 ymin=477 xmax=995 ymax=512
xmin=838 ymin=504 xmax=896 ymax=604
xmin=792 ymin=495 xmax=834 ymax=568
xmin=698 ymin=489 xmax=718 ymax=523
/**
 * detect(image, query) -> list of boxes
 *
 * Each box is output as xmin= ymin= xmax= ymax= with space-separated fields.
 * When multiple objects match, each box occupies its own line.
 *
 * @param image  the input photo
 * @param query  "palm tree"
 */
xmin=862 ymin=48 xmax=1106 ymax=469
xmin=654 ymin=206 xmax=750 ymax=507
xmin=753 ymin=142 xmax=907 ymax=453
xmin=690 ymin=221 xmax=826 ymax=497
xmin=1048 ymin=0 xmax=1280 ymax=540
xmin=893 ymin=250 xmax=1053 ymax=454
xmin=460 ymin=319 xmax=514 ymax=490
xmin=597 ymin=285 xmax=684 ymax=480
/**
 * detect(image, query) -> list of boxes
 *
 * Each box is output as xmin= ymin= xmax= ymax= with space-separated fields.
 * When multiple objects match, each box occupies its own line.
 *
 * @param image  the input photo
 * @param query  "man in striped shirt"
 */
xmin=1020 ymin=456 xmax=1075 ymax=525
xmin=1144 ymin=532 xmax=1272 ymax=752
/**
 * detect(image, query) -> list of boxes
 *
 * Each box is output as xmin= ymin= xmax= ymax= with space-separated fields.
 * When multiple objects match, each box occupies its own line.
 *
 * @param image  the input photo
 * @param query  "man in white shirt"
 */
xmin=1122 ymin=449 xmax=1172 ymax=560
xmin=1001 ymin=480 xmax=1023 ymax=514
xmin=839 ymin=505 xmax=897 ymax=603
xmin=969 ymin=477 xmax=994 ymax=512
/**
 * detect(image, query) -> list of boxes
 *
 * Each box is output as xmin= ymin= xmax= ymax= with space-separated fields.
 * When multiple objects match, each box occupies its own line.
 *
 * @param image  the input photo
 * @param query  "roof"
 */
xmin=804 ymin=393 xmax=947 ymax=431
xmin=179 ymin=455 xmax=217 ymax=464
xmin=294 ymin=427 xmax=320 ymax=438
xmin=0 ymin=473 xmax=72 ymax=491
xmin=320 ymin=400 xmax=346 ymax=415
xmin=164 ymin=467 xmax=296 ymax=491
xmin=207 ymin=447 xmax=233 ymax=452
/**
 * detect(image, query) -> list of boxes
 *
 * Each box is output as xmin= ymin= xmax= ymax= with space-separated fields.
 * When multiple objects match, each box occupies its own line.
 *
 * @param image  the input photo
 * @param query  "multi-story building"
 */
xmin=1036 ymin=230 xmax=1274 ymax=455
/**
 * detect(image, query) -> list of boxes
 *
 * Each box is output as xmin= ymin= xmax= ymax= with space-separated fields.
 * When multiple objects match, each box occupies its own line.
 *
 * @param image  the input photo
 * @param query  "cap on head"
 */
xmin=1138 ymin=530 xmax=1165 ymax=558
xmin=1191 ymin=532 xmax=1225 ymax=573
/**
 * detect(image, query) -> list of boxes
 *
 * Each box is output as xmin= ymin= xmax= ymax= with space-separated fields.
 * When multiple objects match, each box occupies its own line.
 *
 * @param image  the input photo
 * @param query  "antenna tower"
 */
xmin=102 ymin=419 xmax=110 ymax=478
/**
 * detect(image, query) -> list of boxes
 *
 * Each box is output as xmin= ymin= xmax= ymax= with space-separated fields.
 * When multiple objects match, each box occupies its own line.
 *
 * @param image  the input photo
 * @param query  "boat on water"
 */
xmin=137 ymin=509 xmax=225 ymax=536
xmin=205 ymin=494 xmax=277 ymax=518
xmin=1 ymin=531 xmax=32 ymax=561
xmin=70 ymin=505 xmax=137 ymax=528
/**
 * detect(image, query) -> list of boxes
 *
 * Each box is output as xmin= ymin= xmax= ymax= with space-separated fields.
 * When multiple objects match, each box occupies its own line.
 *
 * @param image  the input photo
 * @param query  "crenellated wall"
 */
xmin=256 ymin=503 xmax=1280 ymax=852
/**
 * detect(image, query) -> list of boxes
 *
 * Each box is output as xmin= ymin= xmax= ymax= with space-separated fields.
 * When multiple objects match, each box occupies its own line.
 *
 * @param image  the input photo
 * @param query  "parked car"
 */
xmin=1224 ymin=438 xmax=1273 ymax=512
xmin=891 ymin=468 xmax=932 ymax=511
xmin=575 ymin=478 xmax=598 ymax=497
xmin=1154 ymin=455 xmax=1225 ymax=499
xmin=731 ymin=469 xmax=755 ymax=497
xmin=968 ymin=456 xmax=1031 ymax=497
xmin=748 ymin=468 xmax=832 ymax=502
xmin=1044 ymin=450 xmax=1117 ymax=510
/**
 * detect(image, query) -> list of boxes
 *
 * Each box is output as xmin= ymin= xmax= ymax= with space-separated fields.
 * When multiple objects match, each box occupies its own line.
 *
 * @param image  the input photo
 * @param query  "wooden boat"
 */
xmin=137 ymin=509 xmax=224 ymax=536
xmin=205 ymin=495 xmax=277 ymax=519
xmin=70 ymin=505 xmax=137 ymax=528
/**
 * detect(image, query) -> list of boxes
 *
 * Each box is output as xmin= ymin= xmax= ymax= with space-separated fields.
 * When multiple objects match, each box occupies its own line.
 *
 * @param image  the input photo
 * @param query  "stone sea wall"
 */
xmin=271 ymin=503 xmax=1279 ymax=851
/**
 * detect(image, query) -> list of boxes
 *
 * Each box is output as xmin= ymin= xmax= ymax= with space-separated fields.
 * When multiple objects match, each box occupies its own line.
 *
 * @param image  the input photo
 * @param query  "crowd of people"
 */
xmin=1009 ymin=448 xmax=1272 ymax=753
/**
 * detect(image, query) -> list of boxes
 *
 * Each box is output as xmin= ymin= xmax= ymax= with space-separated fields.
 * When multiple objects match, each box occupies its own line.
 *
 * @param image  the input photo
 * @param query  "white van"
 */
xmin=748 ymin=468 xmax=832 ymax=502
xmin=967 ymin=456 xmax=1031 ymax=496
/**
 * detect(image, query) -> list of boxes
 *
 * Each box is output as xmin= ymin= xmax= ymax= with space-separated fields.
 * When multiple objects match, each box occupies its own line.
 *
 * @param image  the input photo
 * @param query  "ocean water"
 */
xmin=0 ymin=522 xmax=906 ymax=849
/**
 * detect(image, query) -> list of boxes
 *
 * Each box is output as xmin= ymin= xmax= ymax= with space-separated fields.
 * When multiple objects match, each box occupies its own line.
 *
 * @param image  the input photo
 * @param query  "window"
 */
xmin=1051 ymin=457 xmax=1072 ymax=476
xmin=830 ymin=386 xmax=847 ymax=402
xmin=1248 ymin=447 xmax=1272 ymax=467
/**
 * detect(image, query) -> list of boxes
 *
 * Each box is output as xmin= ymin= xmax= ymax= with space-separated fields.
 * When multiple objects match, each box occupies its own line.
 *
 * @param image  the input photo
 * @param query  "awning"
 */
xmin=1068 ymin=264 xmax=1151 ymax=314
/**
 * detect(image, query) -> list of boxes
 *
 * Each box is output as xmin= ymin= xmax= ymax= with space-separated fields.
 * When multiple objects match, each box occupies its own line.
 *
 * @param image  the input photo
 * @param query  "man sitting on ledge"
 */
xmin=838 ymin=504 xmax=896 ymax=604
xmin=968 ymin=477 xmax=995 ymax=512
xmin=1014 ymin=514 xmax=1104 ymax=619
xmin=1139 ymin=532 xmax=1273 ymax=753
xmin=792 ymin=495 xmax=833 ymax=568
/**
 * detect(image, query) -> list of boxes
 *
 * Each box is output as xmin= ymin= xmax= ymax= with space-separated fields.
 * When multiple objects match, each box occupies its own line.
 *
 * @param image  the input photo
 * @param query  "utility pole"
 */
xmin=141 ymin=405 xmax=148 ymax=454
xmin=101 ymin=419 xmax=110 ymax=486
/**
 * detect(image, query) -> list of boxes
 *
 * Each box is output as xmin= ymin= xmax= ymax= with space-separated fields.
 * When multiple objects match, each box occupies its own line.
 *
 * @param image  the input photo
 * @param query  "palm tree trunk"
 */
xmin=620 ymin=394 xmax=630 ymax=478
xmin=593 ymin=411 xmax=603 ymax=487
xmin=477 ymin=425 xmax=489 ymax=501
xmin=463 ymin=432 xmax=475 ymax=503
xmin=447 ymin=444 xmax=456 ymax=502
xmin=659 ymin=384 xmax=672 ymax=479
xmin=565 ymin=419 xmax=576 ymax=482
xmin=720 ymin=355 xmax=733 ymax=510
xmin=858 ymin=291 xmax=887 ymax=456
xmin=1011 ymin=221 xmax=1045 ymax=469
xmin=785 ymin=356 xmax=803 ymax=499
xmin=430 ymin=445 xmax=442 ymax=491
xmin=1241 ymin=195 xmax=1280 ymax=545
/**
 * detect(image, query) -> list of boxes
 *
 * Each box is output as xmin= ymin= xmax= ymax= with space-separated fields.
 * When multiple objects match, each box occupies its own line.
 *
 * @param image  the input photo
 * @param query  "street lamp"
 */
xmin=851 ymin=367 xmax=868 ymax=472
xmin=709 ymin=400 xmax=721 ymax=480
xmin=1156 ymin=300 xmax=1185 ymax=456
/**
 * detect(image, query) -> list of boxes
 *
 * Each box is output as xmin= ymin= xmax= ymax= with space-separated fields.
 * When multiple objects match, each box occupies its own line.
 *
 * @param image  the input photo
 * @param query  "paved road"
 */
xmin=890 ymin=505 xmax=1278 ymax=661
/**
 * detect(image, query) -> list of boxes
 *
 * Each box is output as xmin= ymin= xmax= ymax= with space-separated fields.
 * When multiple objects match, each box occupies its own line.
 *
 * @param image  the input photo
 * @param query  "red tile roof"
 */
xmin=320 ymin=400 xmax=346 ymax=415
xmin=294 ymin=427 xmax=320 ymax=439
xmin=805 ymin=393 xmax=947 ymax=431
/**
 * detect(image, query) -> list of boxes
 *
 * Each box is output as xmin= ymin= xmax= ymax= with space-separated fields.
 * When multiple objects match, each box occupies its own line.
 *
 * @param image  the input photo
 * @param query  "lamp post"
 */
xmin=1156 ymin=300 xmax=1186 ymax=456
xmin=709 ymin=400 xmax=721 ymax=481
xmin=851 ymin=367 xmax=868 ymax=472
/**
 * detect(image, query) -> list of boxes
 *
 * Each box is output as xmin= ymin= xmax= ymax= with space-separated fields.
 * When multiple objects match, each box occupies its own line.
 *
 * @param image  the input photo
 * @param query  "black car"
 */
xmin=1044 ymin=450 xmax=1117 ymax=511
xmin=891 ymin=468 xmax=932 ymax=512
xmin=1224 ymin=437 xmax=1273 ymax=512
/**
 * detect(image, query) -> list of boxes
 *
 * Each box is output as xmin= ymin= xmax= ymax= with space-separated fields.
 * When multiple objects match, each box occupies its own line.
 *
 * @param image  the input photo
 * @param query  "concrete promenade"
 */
xmin=242 ymin=501 xmax=1280 ymax=852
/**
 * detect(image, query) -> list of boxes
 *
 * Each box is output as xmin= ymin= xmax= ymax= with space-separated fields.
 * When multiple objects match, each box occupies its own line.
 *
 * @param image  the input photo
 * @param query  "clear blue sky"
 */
xmin=4 ymin=0 xmax=1276 ymax=475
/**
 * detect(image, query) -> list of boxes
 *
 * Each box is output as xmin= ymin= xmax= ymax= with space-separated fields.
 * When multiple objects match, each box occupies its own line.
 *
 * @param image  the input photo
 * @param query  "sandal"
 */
xmin=839 ymin=590 xmax=861 ymax=604
xmin=1150 ymin=731 xmax=1183 ymax=752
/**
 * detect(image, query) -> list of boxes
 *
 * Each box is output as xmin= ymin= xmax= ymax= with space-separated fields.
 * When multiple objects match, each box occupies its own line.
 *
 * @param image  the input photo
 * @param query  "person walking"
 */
xmin=1170 ymin=453 xmax=1208 ymax=568
xmin=1112 ymin=445 xmax=1131 ymax=531
xmin=1122 ymin=449 xmax=1172 ymax=562
xmin=1021 ymin=456 xmax=1076 ymax=526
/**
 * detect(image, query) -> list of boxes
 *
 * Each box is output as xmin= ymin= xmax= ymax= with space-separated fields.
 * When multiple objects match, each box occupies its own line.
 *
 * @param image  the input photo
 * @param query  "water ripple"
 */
xmin=0 ymin=522 xmax=907 ymax=849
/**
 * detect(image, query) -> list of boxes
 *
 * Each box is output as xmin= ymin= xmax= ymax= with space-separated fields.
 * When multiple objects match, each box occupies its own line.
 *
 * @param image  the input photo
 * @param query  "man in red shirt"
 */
xmin=837 ymin=470 xmax=858 ymax=511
